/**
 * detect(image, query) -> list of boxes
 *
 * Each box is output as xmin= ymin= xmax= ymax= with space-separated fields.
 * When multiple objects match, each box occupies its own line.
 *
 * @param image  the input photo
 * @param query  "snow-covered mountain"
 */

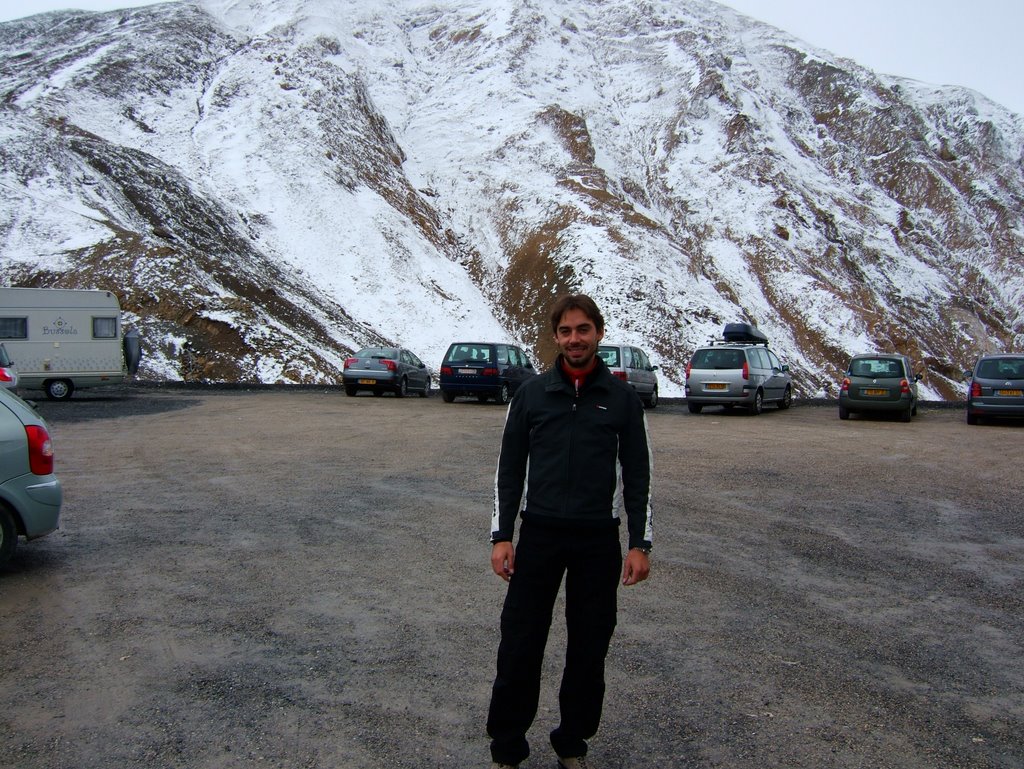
xmin=1 ymin=0 xmax=1022 ymax=398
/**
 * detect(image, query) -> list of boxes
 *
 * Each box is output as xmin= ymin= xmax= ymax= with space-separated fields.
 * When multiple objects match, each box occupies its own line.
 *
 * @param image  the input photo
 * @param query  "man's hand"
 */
xmin=622 ymin=548 xmax=650 ymax=586
xmin=491 ymin=541 xmax=515 ymax=582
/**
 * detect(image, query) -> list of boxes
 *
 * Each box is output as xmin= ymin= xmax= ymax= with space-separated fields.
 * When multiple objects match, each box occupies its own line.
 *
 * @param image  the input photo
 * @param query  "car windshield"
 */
xmin=977 ymin=357 xmax=1024 ymax=379
xmin=356 ymin=348 xmax=397 ymax=359
xmin=597 ymin=347 xmax=620 ymax=367
xmin=691 ymin=348 xmax=745 ymax=369
xmin=850 ymin=358 xmax=905 ymax=378
xmin=446 ymin=344 xmax=492 ymax=363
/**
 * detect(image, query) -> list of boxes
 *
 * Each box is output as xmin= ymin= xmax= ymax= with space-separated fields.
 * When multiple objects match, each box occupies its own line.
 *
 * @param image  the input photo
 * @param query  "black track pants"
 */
xmin=487 ymin=522 xmax=621 ymax=765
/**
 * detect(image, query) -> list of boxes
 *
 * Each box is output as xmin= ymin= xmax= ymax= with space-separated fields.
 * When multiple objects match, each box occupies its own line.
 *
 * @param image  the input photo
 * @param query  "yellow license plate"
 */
xmin=705 ymin=383 xmax=727 ymax=391
xmin=862 ymin=388 xmax=888 ymax=396
xmin=996 ymin=389 xmax=1023 ymax=396
xmin=358 ymin=378 xmax=377 ymax=385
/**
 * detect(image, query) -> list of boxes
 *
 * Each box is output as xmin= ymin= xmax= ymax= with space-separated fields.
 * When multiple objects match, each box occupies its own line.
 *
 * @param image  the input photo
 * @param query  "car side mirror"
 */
xmin=525 ymin=361 xmax=534 ymax=369
xmin=418 ymin=363 xmax=425 ymax=369
xmin=651 ymin=365 xmax=659 ymax=371
xmin=914 ymin=373 xmax=922 ymax=382
xmin=961 ymin=369 xmax=972 ymax=379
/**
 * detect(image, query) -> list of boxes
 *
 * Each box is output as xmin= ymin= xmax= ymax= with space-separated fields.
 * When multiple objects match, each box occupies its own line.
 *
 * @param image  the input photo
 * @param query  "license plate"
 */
xmin=358 ymin=378 xmax=377 ymax=385
xmin=861 ymin=388 xmax=888 ymax=396
xmin=996 ymin=389 xmax=1023 ymax=396
xmin=705 ymin=383 xmax=727 ymax=391
xmin=458 ymin=368 xmax=476 ymax=375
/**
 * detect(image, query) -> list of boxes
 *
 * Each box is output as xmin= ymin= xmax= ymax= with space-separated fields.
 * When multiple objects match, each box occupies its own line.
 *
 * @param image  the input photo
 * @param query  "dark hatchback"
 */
xmin=839 ymin=353 xmax=922 ymax=422
xmin=439 ymin=342 xmax=536 ymax=404
xmin=964 ymin=354 xmax=1024 ymax=425
xmin=342 ymin=347 xmax=431 ymax=397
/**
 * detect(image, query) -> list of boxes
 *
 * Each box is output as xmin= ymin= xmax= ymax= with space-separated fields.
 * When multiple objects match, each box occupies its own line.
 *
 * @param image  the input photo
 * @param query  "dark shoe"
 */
xmin=556 ymin=756 xmax=591 ymax=769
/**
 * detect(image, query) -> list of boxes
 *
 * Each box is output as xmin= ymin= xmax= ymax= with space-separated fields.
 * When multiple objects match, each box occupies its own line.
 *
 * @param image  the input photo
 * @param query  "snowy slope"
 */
xmin=1 ymin=0 xmax=1022 ymax=398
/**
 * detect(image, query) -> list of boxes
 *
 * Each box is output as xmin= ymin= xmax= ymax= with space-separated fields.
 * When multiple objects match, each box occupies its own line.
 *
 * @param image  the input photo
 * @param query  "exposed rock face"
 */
xmin=1 ymin=0 xmax=1021 ymax=398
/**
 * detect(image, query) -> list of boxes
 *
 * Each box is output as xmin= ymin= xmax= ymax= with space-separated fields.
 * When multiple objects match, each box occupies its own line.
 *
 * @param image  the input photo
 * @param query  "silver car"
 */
xmin=0 ymin=386 xmax=62 ymax=566
xmin=342 ymin=347 xmax=431 ymax=398
xmin=685 ymin=325 xmax=793 ymax=415
xmin=597 ymin=343 xmax=659 ymax=408
xmin=963 ymin=354 xmax=1024 ymax=425
xmin=0 ymin=343 xmax=16 ymax=390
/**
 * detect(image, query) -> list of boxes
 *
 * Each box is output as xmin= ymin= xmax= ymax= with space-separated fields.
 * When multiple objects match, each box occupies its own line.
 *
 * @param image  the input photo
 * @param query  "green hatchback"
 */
xmin=839 ymin=353 xmax=922 ymax=422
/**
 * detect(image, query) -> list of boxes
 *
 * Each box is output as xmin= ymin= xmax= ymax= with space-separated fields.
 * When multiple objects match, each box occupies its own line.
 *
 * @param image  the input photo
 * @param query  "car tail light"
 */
xmin=25 ymin=425 xmax=54 ymax=476
xmin=841 ymin=377 xmax=850 ymax=393
xmin=742 ymin=361 xmax=749 ymax=380
xmin=685 ymin=361 xmax=692 ymax=379
xmin=482 ymin=367 xmax=499 ymax=377
xmin=343 ymin=357 xmax=357 ymax=369
xmin=441 ymin=365 xmax=453 ymax=376
xmin=899 ymin=379 xmax=911 ymax=394
xmin=970 ymin=381 xmax=982 ymax=397
xmin=0 ymin=368 xmax=13 ymax=383
xmin=381 ymin=359 xmax=397 ymax=371
xmin=612 ymin=371 xmax=628 ymax=381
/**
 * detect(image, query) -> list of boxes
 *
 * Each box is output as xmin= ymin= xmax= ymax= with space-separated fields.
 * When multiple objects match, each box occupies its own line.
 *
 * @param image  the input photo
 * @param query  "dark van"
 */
xmin=439 ymin=342 xmax=536 ymax=404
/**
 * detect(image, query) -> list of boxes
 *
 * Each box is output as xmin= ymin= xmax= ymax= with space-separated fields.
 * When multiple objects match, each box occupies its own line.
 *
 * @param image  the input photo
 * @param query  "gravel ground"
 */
xmin=0 ymin=387 xmax=1022 ymax=769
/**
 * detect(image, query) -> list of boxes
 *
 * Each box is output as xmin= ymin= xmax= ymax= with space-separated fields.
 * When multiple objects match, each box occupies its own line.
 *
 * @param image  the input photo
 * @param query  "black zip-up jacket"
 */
xmin=491 ymin=355 xmax=653 ymax=551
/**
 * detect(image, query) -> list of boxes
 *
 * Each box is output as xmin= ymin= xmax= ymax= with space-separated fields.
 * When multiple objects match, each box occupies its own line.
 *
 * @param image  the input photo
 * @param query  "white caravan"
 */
xmin=0 ymin=287 xmax=141 ymax=400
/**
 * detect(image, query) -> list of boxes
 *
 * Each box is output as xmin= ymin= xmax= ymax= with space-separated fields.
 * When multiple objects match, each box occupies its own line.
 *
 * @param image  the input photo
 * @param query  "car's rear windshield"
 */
xmin=356 ymin=347 xmax=397 ymax=359
xmin=0 ymin=345 xmax=9 ymax=367
xmin=977 ymin=357 xmax=1024 ymax=379
xmin=446 ymin=344 xmax=492 ymax=363
xmin=690 ymin=348 xmax=745 ymax=369
xmin=597 ymin=347 xmax=620 ymax=367
xmin=850 ymin=358 xmax=905 ymax=378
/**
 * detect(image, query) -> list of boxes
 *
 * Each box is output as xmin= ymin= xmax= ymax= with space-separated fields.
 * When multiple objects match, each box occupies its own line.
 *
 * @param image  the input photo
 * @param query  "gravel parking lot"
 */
xmin=1 ymin=387 xmax=1022 ymax=769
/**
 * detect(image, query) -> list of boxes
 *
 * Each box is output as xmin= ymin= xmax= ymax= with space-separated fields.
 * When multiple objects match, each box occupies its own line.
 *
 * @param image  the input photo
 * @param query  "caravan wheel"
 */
xmin=45 ymin=379 xmax=74 ymax=401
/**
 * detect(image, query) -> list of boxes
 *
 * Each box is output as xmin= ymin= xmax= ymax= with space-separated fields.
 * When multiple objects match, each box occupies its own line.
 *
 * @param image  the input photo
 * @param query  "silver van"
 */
xmin=685 ymin=325 xmax=792 ymax=415
xmin=597 ymin=344 xmax=659 ymax=408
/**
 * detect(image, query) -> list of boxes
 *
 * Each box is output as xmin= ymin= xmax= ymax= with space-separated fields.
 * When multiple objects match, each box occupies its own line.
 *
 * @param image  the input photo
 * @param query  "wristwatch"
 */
xmin=631 ymin=546 xmax=652 ymax=555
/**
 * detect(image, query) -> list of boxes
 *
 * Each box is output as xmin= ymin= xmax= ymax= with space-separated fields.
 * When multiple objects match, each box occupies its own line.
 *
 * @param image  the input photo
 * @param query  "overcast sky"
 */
xmin=2 ymin=0 xmax=1022 ymax=115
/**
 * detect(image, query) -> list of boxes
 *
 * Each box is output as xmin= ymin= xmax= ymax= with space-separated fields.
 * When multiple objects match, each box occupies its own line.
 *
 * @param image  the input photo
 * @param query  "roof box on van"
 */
xmin=722 ymin=323 xmax=768 ymax=344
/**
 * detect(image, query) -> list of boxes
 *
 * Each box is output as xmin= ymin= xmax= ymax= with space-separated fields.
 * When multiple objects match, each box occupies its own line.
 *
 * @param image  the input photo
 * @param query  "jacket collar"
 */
xmin=544 ymin=354 xmax=612 ymax=393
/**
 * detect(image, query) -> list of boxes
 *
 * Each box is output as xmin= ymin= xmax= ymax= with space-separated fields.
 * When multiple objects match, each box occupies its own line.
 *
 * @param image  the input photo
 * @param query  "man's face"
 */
xmin=554 ymin=307 xmax=604 ymax=370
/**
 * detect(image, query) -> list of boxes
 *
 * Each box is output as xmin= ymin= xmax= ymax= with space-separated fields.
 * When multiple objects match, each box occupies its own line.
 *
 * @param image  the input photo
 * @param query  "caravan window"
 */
xmin=93 ymin=317 xmax=117 ymax=339
xmin=0 ymin=317 xmax=28 ymax=339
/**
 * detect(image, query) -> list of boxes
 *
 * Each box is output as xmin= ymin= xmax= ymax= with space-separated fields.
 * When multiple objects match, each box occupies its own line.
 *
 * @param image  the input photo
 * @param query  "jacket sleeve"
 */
xmin=619 ymin=393 xmax=653 ymax=550
xmin=491 ymin=393 xmax=530 ymax=542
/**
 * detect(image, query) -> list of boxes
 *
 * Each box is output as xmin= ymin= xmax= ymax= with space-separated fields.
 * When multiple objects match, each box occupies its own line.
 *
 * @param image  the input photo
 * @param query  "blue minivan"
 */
xmin=439 ymin=342 xmax=537 ymax=404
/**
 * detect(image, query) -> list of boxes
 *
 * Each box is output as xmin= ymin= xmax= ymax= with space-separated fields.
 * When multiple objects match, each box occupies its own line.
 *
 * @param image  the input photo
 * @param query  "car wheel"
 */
xmin=747 ymin=390 xmax=763 ymax=415
xmin=0 ymin=507 xmax=16 ymax=567
xmin=498 ymin=383 xmax=511 ymax=405
xmin=442 ymin=390 xmax=455 ymax=403
xmin=687 ymin=402 xmax=702 ymax=414
xmin=839 ymin=405 xmax=850 ymax=420
xmin=900 ymin=408 xmax=912 ymax=423
xmin=45 ymin=379 xmax=74 ymax=401
xmin=912 ymin=404 xmax=918 ymax=416
xmin=345 ymin=385 xmax=357 ymax=397
xmin=396 ymin=377 xmax=408 ymax=398
xmin=645 ymin=388 xmax=658 ymax=409
xmin=967 ymin=411 xmax=979 ymax=425
xmin=778 ymin=386 xmax=792 ymax=410
xmin=419 ymin=379 xmax=430 ymax=398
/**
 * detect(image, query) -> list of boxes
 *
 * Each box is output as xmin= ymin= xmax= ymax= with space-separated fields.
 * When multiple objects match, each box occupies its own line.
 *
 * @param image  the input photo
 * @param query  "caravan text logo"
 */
xmin=42 ymin=317 xmax=79 ymax=336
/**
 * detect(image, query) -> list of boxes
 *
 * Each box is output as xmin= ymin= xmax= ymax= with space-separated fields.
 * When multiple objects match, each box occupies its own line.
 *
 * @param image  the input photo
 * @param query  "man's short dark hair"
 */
xmin=549 ymin=294 xmax=605 ymax=334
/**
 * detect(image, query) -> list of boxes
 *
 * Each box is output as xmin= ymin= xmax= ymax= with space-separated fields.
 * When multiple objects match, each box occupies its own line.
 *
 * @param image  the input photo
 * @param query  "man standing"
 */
xmin=487 ymin=294 xmax=654 ymax=769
